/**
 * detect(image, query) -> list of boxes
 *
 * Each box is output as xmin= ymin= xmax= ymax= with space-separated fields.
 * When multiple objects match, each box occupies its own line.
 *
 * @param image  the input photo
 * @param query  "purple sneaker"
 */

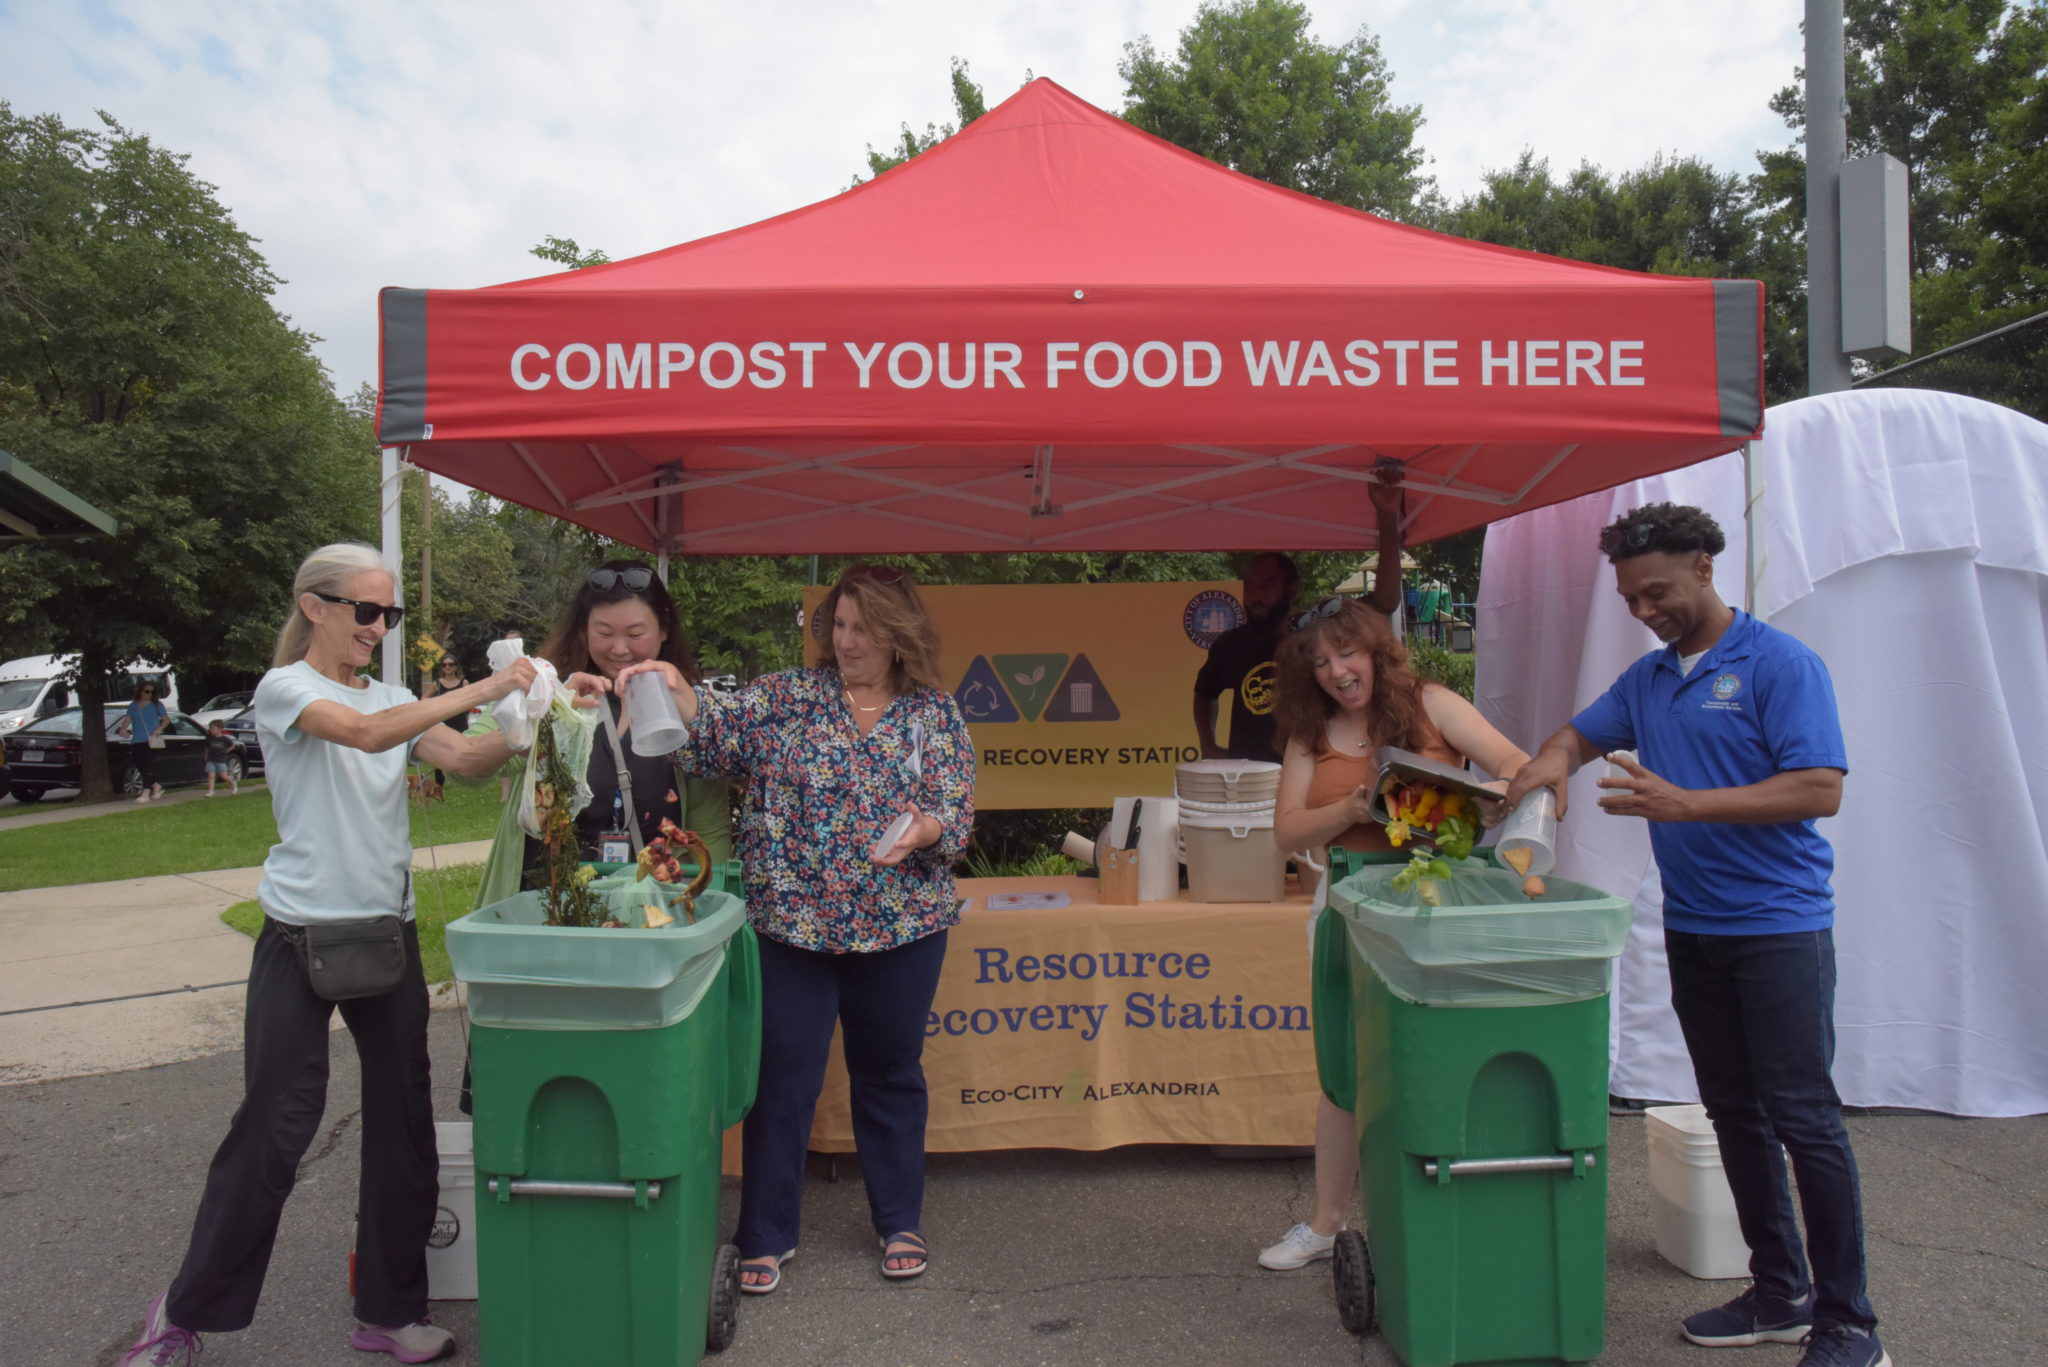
xmin=350 ymin=1317 xmax=456 ymax=1362
xmin=117 ymin=1291 xmax=203 ymax=1366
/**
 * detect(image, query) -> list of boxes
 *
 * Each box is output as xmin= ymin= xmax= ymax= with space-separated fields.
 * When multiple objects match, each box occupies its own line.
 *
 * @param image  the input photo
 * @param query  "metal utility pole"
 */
xmin=1806 ymin=0 xmax=1854 ymax=395
xmin=379 ymin=446 xmax=404 ymax=684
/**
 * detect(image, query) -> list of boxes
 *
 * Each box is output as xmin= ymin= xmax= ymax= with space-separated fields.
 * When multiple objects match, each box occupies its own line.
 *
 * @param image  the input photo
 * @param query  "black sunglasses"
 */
xmin=1289 ymin=595 xmax=1351 ymax=633
xmin=588 ymin=566 xmax=654 ymax=594
xmin=315 ymin=591 xmax=406 ymax=629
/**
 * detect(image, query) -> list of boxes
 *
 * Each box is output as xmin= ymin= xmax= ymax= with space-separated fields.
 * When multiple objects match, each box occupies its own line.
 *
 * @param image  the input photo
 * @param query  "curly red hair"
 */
xmin=1272 ymin=598 xmax=1433 ymax=757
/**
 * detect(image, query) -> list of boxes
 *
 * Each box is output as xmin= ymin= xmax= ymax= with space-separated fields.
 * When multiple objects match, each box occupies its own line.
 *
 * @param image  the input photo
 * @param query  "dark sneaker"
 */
xmin=1796 ymin=1325 xmax=1891 ymax=1367
xmin=1682 ymin=1285 xmax=1815 ymax=1346
xmin=117 ymin=1291 xmax=203 ymax=1366
xmin=351 ymin=1318 xmax=456 ymax=1362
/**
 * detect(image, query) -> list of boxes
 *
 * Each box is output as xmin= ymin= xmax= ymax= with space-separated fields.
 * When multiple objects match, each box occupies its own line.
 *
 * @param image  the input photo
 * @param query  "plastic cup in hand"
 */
xmin=871 ymin=808 xmax=917 ymax=861
xmin=1496 ymin=787 xmax=1558 ymax=877
xmin=623 ymin=671 xmax=689 ymax=756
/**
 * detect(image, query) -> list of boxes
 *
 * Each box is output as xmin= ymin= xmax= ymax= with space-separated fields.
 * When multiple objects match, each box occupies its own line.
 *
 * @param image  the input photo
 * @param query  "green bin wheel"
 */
xmin=1333 ymin=1230 xmax=1376 ymax=1336
xmin=706 ymin=1242 xmax=742 ymax=1352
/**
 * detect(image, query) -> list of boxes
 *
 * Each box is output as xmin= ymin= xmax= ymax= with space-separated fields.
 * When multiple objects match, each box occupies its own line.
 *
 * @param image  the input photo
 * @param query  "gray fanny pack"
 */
xmin=280 ymin=915 xmax=408 ymax=1001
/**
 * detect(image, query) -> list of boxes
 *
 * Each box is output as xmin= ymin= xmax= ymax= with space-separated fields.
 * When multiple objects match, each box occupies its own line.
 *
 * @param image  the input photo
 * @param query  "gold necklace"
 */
xmin=845 ymin=687 xmax=885 ymax=713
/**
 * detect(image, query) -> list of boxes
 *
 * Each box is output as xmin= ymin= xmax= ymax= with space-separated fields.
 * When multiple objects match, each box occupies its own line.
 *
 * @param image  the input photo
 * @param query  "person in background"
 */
xmin=118 ymin=542 xmax=536 ymax=1367
xmin=1505 ymin=504 xmax=1884 ymax=1367
xmin=604 ymin=563 xmax=975 ymax=1294
xmin=419 ymin=653 xmax=467 ymax=788
xmin=1194 ymin=475 xmax=1405 ymax=764
xmin=202 ymin=719 xmax=241 ymax=797
xmin=126 ymin=678 xmax=169 ymax=803
xmin=1260 ymin=597 xmax=1526 ymax=1272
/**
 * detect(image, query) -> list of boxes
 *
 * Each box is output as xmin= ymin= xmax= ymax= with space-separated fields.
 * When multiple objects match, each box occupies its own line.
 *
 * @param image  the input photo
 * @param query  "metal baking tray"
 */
xmin=1366 ymin=747 xmax=1504 ymax=830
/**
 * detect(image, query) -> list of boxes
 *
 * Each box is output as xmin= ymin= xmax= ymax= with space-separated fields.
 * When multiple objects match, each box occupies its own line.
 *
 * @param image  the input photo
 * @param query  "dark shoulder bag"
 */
xmin=277 ymin=870 xmax=410 ymax=1000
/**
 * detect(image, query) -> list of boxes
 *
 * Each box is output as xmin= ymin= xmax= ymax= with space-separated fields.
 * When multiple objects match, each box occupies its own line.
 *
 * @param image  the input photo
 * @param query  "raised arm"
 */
xmin=292 ymin=660 xmax=535 ymax=756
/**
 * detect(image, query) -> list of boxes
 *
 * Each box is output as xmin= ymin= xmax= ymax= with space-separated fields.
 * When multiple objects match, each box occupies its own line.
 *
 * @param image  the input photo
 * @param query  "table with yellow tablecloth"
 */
xmin=806 ymin=875 xmax=1320 ymax=1152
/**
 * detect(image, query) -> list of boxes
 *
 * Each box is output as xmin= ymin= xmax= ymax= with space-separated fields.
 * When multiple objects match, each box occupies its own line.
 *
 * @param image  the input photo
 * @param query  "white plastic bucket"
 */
xmin=1180 ymin=803 xmax=1285 ymax=903
xmin=1644 ymin=1104 xmax=1750 ymax=1280
xmin=425 ymin=1120 xmax=479 ymax=1300
xmin=1175 ymin=759 xmax=1282 ymax=805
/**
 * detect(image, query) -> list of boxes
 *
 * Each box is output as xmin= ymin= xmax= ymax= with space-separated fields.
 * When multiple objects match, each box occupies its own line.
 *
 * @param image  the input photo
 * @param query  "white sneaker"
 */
xmin=1258 ymin=1221 xmax=1337 ymax=1270
xmin=350 ymin=1318 xmax=456 ymax=1361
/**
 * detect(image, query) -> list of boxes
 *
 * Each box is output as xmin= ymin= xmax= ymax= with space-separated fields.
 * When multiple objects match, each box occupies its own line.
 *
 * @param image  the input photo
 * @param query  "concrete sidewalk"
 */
xmin=0 ymin=840 xmax=489 ymax=1084
xmin=0 ymin=779 xmax=269 ymax=829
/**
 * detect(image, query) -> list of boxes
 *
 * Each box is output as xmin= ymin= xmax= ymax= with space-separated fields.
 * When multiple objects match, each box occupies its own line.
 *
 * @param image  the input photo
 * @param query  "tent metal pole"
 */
xmin=380 ymin=445 xmax=404 ymax=685
xmin=1743 ymin=441 xmax=1765 ymax=616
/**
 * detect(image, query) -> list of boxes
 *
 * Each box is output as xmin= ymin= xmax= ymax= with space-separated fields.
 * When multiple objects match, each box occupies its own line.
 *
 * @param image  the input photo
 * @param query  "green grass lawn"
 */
xmin=0 ymin=778 xmax=505 ymax=893
xmin=221 ymin=862 xmax=484 ymax=985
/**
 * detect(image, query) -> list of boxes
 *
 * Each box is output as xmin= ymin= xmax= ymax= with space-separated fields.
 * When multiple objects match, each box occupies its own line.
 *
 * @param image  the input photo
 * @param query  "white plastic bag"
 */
xmin=493 ymin=657 xmax=559 ymax=754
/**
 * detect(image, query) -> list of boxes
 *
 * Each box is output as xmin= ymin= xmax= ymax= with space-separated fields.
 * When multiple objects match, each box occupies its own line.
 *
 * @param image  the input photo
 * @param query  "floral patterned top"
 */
xmin=674 ymin=667 xmax=976 ymax=954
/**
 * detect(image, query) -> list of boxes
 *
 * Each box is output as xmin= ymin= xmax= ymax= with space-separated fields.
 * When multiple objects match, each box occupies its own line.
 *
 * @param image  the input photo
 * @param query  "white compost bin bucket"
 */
xmin=425 ymin=1120 xmax=478 ymax=1300
xmin=1645 ymin=1104 xmax=1751 ymax=1279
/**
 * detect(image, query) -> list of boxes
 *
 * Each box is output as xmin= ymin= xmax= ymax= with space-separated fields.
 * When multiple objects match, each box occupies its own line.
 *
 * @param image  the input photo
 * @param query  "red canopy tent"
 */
xmin=377 ymin=79 xmax=1761 ymax=555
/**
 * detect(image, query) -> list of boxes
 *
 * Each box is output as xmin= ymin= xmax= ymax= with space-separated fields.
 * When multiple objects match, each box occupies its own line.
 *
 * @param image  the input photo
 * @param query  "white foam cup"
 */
xmin=1496 ymin=787 xmax=1558 ymax=877
xmin=624 ymin=671 xmax=689 ymax=756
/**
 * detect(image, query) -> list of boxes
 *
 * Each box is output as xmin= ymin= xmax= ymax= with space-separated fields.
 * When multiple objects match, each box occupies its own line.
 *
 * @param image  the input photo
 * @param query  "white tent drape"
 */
xmin=1476 ymin=388 xmax=2048 ymax=1117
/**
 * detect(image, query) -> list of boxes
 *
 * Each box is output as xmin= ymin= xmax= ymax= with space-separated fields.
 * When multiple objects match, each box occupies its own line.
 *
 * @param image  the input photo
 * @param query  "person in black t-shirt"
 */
xmin=1192 ymin=476 xmax=1407 ymax=763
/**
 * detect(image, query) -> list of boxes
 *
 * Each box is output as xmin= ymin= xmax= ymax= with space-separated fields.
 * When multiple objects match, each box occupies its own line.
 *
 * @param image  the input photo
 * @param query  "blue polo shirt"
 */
xmin=1570 ymin=611 xmax=1847 ymax=935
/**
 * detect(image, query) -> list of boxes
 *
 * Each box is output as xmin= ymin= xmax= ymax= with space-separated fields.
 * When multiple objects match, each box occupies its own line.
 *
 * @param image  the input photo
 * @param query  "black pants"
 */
xmin=166 ymin=917 xmax=438 ymax=1332
xmin=1666 ymin=927 xmax=1878 ymax=1332
xmin=735 ymin=930 xmax=948 ymax=1258
xmin=130 ymin=740 xmax=157 ymax=790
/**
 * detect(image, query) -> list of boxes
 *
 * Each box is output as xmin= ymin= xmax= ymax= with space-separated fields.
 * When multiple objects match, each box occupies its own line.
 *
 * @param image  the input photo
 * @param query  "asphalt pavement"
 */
xmin=1 ymin=859 xmax=2042 ymax=1365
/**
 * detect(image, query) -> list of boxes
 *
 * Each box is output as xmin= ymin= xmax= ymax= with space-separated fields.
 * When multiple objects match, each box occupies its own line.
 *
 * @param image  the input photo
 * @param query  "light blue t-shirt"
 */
xmin=253 ymin=661 xmax=420 ymax=925
xmin=1571 ymin=611 xmax=1848 ymax=936
xmin=126 ymin=699 xmax=167 ymax=742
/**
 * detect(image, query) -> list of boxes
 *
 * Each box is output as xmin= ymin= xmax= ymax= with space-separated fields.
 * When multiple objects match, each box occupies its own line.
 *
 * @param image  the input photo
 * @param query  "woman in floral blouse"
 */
xmin=610 ymin=563 xmax=974 ymax=1294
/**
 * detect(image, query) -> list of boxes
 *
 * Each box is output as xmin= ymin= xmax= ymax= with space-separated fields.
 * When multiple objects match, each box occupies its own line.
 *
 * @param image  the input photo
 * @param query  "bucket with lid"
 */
xmin=1175 ymin=759 xmax=1282 ymax=805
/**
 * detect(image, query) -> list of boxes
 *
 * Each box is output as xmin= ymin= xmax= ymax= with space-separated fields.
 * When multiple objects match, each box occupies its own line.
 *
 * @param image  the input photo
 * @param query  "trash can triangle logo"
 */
xmin=1043 ymin=654 xmax=1120 ymax=722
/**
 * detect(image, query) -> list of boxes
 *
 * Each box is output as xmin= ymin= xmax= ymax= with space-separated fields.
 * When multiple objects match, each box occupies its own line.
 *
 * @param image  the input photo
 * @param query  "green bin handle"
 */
xmin=721 ymin=923 xmax=762 ymax=1131
xmin=1311 ymin=905 xmax=1357 ymax=1113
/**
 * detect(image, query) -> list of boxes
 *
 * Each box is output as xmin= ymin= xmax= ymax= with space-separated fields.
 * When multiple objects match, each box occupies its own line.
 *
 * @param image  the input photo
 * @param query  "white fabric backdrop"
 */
xmin=1475 ymin=388 xmax=2048 ymax=1117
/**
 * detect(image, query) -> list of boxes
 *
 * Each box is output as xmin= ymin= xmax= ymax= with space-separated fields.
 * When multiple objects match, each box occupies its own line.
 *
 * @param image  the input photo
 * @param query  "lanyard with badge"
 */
xmin=595 ymin=699 xmax=640 ymax=866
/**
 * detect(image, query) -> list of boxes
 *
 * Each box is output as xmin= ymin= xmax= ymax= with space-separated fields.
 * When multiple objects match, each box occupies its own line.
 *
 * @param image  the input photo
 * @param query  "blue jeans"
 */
xmin=735 ymin=930 xmax=949 ymax=1258
xmin=1664 ymin=927 xmax=1877 ymax=1332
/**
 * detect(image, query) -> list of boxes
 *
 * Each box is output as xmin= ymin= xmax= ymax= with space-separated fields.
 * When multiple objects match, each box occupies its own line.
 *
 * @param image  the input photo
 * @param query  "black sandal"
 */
xmin=879 ymin=1231 xmax=927 ymax=1280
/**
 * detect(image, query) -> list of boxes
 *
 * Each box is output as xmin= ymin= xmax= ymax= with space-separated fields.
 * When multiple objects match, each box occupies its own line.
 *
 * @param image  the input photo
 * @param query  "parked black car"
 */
xmin=0 ymin=708 xmax=241 ymax=802
xmin=221 ymin=705 xmax=263 ymax=775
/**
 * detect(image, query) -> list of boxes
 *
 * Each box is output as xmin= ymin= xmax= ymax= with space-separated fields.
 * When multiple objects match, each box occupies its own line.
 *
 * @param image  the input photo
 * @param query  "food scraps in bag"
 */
xmin=1522 ymin=875 xmax=1547 ymax=898
xmin=1380 ymin=780 xmax=1481 ymax=902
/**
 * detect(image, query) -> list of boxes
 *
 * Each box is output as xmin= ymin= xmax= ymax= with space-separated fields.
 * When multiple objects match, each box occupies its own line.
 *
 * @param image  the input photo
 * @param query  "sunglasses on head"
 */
xmin=315 ymin=592 xmax=405 ymax=629
xmin=587 ymin=566 xmax=654 ymax=594
xmin=845 ymin=563 xmax=906 ymax=585
xmin=1289 ymin=595 xmax=1351 ymax=633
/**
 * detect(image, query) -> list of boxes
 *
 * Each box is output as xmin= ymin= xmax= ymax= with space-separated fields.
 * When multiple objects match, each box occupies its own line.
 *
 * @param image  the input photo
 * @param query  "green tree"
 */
xmin=1438 ymin=151 xmax=1806 ymax=401
xmin=529 ymin=235 xmax=610 ymax=270
xmin=1760 ymin=0 xmax=2048 ymax=411
xmin=1119 ymin=0 xmax=1433 ymax=221
xmin=0 ymin=105 xmax=376 ymax=799
xmin=852 ymin=57 xmax=989 ymax=185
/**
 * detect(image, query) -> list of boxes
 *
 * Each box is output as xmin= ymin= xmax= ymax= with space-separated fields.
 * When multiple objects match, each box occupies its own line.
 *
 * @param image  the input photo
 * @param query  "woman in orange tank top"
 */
xmin=1255 ymin=595 xmax=1529 ymax=1272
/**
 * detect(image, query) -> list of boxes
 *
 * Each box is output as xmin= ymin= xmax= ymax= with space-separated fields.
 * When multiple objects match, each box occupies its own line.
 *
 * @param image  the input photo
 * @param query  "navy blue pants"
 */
xmin=1665 ymin=927 xmax=1878 ymax=1332
xmin=735 ymin=930 xmax=948 ymax=1258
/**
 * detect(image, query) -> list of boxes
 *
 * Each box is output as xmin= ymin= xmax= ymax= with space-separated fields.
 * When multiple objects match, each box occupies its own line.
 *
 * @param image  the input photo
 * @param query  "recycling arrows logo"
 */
xmin=953 ymin=653 xmax=1120 ymax=723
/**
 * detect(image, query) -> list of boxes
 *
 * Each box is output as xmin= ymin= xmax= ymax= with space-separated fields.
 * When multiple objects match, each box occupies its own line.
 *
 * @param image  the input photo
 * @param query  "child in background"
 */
xmin=204 ymin=720 xmax=242 ymax=796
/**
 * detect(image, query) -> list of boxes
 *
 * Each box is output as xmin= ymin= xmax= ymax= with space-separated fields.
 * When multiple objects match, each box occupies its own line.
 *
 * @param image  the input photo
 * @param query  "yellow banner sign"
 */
xmin=803 ymin=580 xmax=1248 ymax=809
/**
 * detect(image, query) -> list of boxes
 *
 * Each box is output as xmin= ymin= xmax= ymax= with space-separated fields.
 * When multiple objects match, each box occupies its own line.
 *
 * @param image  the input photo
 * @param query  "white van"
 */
xmin=0 ymin=655 xmax=179 ymax=735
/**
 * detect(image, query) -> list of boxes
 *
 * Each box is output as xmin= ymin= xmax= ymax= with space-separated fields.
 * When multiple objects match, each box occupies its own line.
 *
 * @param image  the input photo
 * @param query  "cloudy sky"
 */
xmin=4 ymin=0 xmax=1806 ymax=398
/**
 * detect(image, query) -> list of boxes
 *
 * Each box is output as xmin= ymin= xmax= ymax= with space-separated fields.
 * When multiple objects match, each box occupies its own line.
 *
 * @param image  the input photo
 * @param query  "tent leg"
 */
xmin=1743 ymin=441 xmax=1765 ymax=616
xmin=381 ymin=445 xmax=405 ymax=685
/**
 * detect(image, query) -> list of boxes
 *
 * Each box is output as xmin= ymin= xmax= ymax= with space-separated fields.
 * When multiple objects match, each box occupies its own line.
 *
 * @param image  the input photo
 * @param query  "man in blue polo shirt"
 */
xmin=1506 ymin=503 xmax=1886 ymax=1367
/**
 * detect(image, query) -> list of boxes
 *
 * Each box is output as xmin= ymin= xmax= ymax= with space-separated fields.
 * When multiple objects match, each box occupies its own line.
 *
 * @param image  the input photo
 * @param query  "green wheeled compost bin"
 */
xmin=447 ymin=868 xmax=761 ymax=1364
xmin=1318 ymin=847 xmax=1629 ymax=1366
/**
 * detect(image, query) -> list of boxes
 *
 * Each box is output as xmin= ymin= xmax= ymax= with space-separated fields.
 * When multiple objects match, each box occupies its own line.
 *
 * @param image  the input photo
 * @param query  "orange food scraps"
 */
xmin=1501 ymin=846 xmax=1534 ymax=877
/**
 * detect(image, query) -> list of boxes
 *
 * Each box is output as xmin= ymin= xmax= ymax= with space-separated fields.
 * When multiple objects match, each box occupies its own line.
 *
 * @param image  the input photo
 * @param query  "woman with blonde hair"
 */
xmin=120 ymin=543 xmax=536 ymax=1367
xmin=597 ymin=562 xmax=975 ymax=1293
xmin=1256 ymin=596 xmax=1528 ymax=1272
